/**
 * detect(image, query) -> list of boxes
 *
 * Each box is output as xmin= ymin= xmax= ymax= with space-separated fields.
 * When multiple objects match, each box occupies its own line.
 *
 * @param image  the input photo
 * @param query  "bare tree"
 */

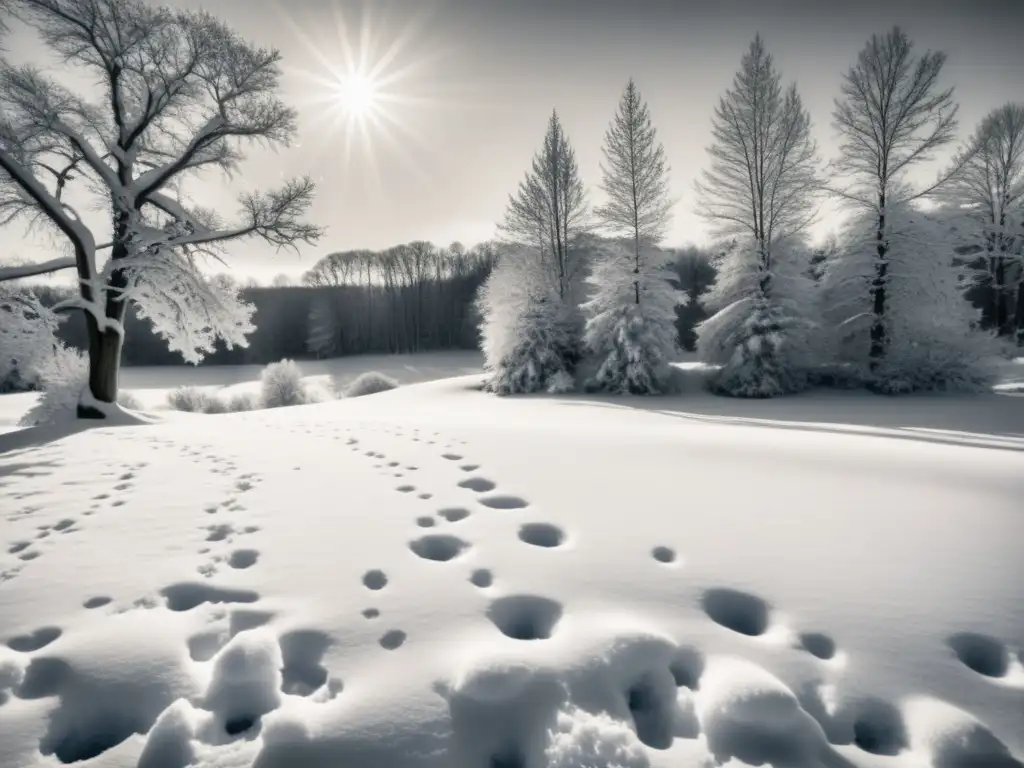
xmin=0 ymin=0 xmax=322 ymax=417
xmin=943 ymin=103 xmax=1024 ymax=339
xmin=695 ymin=34 xmax=820 ymax=287
xmin=498 ymin=109 xmax=589 ymax=300
xmin=830 ymin=26 xmax=961 ymax=370
xmin=692 ymin=35 xmax=822 ymax=397
xmin=595 ymin=78 xmax=672 ymax=304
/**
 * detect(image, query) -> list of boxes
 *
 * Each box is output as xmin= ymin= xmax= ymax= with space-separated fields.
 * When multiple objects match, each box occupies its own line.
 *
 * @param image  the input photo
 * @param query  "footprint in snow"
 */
xmin=416 ymin=516 xmax=436 ymax=528
xmin=438 ymin=508 xmax=471 ymax=523
xmin=7 ymin=541 xmax=30 ymax=554
xmin=442 ymin=453 xmax=463 ymax=461
xmin=477 ymin=495 xmax=529 ymax=510
xmin=396 ymin=485 xmax=416 ymax=493
xmin=6 ymin=626 xmax=62 ymax=652
xmin=701 ymin=588 xmax=771 ymax=638
xmin=470 ymin=569 xmax=493 ymax=588
xmin=19 ymin=550 xmax=41 ymax=561
xmin=947 ymin=632 xmax=1013 ymax=679
xmin=652 ymin=545 xmax=677 ymax=564
xmin=797 ymin=632 xmax=837 ymax=661
xmin=518 ymin=522 xmax=566 ymax=548
xmin=160 ymin=582 xmax=260 ymax=612
xmin=409 ymin=534 xmax=471 ymax=562
xmin=206 ymin=524 xmax=234 ymax=542
xmin=458 ymin=477 xmax=496 ymax=493
xmin=379 ymin=629 xmax=407 ymax=650
xmin=228 ymin=549 xmax=259 ymax=569
xmin=83 ymin=596 xmax=112 ymax=609
xmin=460 ymin=464 xmax=480 ymax=472
xmin=362 ymin=569 xmax=388 ymax=590
xmin=53 ymin=518 xmax=76 ymax=532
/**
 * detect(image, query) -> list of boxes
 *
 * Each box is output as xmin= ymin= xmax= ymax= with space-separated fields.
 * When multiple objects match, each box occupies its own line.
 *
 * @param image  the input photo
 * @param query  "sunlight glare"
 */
xmin=337 ymin=71 xmax=378 ymax=118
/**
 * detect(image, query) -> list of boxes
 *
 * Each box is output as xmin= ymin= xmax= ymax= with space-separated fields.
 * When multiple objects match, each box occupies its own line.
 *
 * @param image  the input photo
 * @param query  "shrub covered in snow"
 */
xmin=0 ymin=285 xmax=59 ymax=394
xmin=821 ymin=200 xmax=1001 ymax=393
xmin=226 ymin=392 xmax=259 ymax=413
xmin=18 ymin=344 xmax=89 ymax=427
xmin=477 ymin=248 xmax=582 ymax=395
xmin=260 ymin=359 xmax=310 ymax=408
xmin=167 ymin=386 xmax=222 ymax=414
xmin=345 ymin=371 xmax=399 ymax=398
xmin=117 ymin=390 xmax=143 ymax=411
xmin=582 ymin=239 xmax=684 ymax=395
xmin=696 ymin=238 xmax=822 ymax=398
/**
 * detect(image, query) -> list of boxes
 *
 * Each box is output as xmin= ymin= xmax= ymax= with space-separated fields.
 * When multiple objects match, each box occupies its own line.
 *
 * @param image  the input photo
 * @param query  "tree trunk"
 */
xmin=993 ymin=257 xmax=1010 ymax=336
xmin=869 ymin=196 xmax=888 ymax=372
xmin=79 ymin=315 xmax=123 ymax=418
xmin=1015 ymin=279 xmax=1024 ymax=346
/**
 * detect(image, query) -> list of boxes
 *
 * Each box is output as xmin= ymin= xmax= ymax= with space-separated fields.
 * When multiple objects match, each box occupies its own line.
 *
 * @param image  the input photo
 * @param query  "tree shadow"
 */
xmin=554 ymin=388 xmax=1024 ymax=452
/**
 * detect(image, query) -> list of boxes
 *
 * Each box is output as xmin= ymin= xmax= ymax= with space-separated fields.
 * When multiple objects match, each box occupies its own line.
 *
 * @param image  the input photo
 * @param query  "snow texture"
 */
xmin=581 ymin=239 xmax=685 ymax=395
xmin=477 ymin=248 xmax=581 ymax=395
xmin=0 ymin=356 xmax=1022 ymax=768
xmin=696 ymin=237 xmax=822 ymax=397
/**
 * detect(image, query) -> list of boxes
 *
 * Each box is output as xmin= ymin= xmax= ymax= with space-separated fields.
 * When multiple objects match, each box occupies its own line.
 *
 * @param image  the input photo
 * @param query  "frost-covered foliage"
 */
xmin=544 ymin=704 xmax=650 ymax=768
xmin=117 ymin=390 xmax=142 ymax=410
xmin=260 ymin=359 xmax=310 ymax=408
xmin=477 ymin=248 xmax=582 ymax=395
xmin=345 ymin=371 xmax=399 ymax=398
xmin=120 ymin=256 xmax=256 ymax=365
xmin=0 ymin=284 xmax=58 ymax=393
xmin=581 ymin=239 xmax=684 ymax=394
xmin=821 ymin=200 xmax=1001 ymax=393
xmin=697 ymin=238 xmax=822 ymax=397
xmin=19 ymin=343 xmax=88 ymax=426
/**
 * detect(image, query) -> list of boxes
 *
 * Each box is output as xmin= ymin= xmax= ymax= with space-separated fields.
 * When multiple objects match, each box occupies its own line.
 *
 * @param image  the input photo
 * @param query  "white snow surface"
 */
xmin=1 ymin=353 xmax=1023 ymax=768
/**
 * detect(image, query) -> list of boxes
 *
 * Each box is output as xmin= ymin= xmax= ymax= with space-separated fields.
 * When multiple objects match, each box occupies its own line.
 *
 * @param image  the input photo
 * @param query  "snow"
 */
xmin=1 ymin=353 xmax=1022 ymax=768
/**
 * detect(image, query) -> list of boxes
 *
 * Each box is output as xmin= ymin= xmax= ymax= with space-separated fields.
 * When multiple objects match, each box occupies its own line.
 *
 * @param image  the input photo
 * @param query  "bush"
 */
xmin=167 ymin=386 xmax=221 ymax=413
xmin=226 ymin=392 xmax=258 ymax=412
xmin=259 ymin=359 xmax=309 ymax=408
xmin=19 ymin=344 xmax=88 ymax=427
xmin=345 ymin=371 xmax=399 ymax=398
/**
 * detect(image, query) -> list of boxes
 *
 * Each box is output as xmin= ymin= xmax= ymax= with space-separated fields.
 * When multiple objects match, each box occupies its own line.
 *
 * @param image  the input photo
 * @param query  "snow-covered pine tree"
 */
xmin=821 ymin=196 xmax=1000 ymax=393
xmin=826 ymin=27 xmax=997 ymax=390
xmin=582 ymin=238 xmax=683 ymax=394
xmin=696 ymin=237 xmax=821 ymax=397
xmin=584 ymin=79 xmax=683 ymax=394
xmin=694 ymin=35 xmax=823 ymax=397
xmin=477 ymin=247 xmax=581 ymax=395
xmin=306 ymin=294 xmax=336 ymax=359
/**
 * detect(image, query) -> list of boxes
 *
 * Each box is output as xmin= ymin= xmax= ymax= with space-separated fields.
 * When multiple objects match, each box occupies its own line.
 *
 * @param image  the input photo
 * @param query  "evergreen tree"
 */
xmin=694 ymin=35 xmax=822 ymax=397
xmin=477 ymin=246 xmax=580 ymax=395
xmin=582 ymin=79 xmax=682 ymax=394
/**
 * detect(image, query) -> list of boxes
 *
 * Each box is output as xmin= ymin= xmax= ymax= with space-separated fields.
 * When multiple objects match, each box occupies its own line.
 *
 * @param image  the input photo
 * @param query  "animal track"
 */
xmin=487 ymin=595 xmax=563 ymax=640
xmin=459 ymin=464 xmax=479 ymax=472
xmin=438 ymin=507 xmax=470 ymax=523
xmin=798 ymin=632 xmax=836 ymax=660
xmin=701 ymin=587 xmax=770 ymax=637
xmin=228 ymin=549 xmax=259 ymax=569
xmin=7 ymin=541 xmax=30 ymax=554
xmin=396 ymin=485 xmax=416 ymax=493
xmin=416 ymin=516 xmax=436 ymax=528
xmin=53 ymin=518 xmax=75 ymax=532
xmin=160 ymin=582 xmax=259 ymax=612
xmin=379 ymin=629 xmax=407 ymax=650
xmin=517 ymin=522 xmax=566 ymax=548
xmin=477 ymin=495 xmax=528 ymax=510
xmin=362 ymin=569 xmax=388 ymax=590
xmin=652 ymin=546 xmax=676 ymax=564
xmin=418 ymin=492 xmax=433 ymax=500
xmin=7 ymin=626 xmax=62 ymax=652
xmin=947 ymin=632 xmax=1010 ymax=678
xmin=442 ymin=453 xmax=463 ymax=461
xmin=470 ymin=569 xmax=493 ymax=588
xmin=459 ymin=477 xmax=496 ymax=493
xmin=18 ymin=550 xmax=40 ymax=561
xmin=409 ymin=534 xmax=470 ymax=562
xmin=83 ymin=596 xmax=112 ymax=609
xmin=362 ymin=608 xmax=380 ymax=619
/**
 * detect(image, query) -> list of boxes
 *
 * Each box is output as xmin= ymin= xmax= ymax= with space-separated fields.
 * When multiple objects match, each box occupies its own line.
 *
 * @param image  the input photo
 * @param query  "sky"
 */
xmin=2 ymin=0 xmax=1023 ymax=284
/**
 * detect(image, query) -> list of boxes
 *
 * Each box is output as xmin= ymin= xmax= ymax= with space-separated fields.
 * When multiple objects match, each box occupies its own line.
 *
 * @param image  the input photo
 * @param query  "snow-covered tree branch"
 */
xmin=0 ymin=0 xmax=323 ymax=418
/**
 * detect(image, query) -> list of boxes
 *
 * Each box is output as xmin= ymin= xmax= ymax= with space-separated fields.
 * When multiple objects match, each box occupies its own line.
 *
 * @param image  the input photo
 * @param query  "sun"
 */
xmin=336 ymin=71 xmax=378 ymax=119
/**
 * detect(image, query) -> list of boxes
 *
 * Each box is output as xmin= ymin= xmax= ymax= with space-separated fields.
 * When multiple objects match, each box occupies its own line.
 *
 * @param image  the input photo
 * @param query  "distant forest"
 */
xmin=29 ymin=237 xmax=1001 ymax=368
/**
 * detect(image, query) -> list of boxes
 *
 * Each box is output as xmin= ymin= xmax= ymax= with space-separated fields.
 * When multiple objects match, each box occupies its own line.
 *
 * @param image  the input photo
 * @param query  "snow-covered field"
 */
xmin=1 ymin=353 xmax=1023 ymax=768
